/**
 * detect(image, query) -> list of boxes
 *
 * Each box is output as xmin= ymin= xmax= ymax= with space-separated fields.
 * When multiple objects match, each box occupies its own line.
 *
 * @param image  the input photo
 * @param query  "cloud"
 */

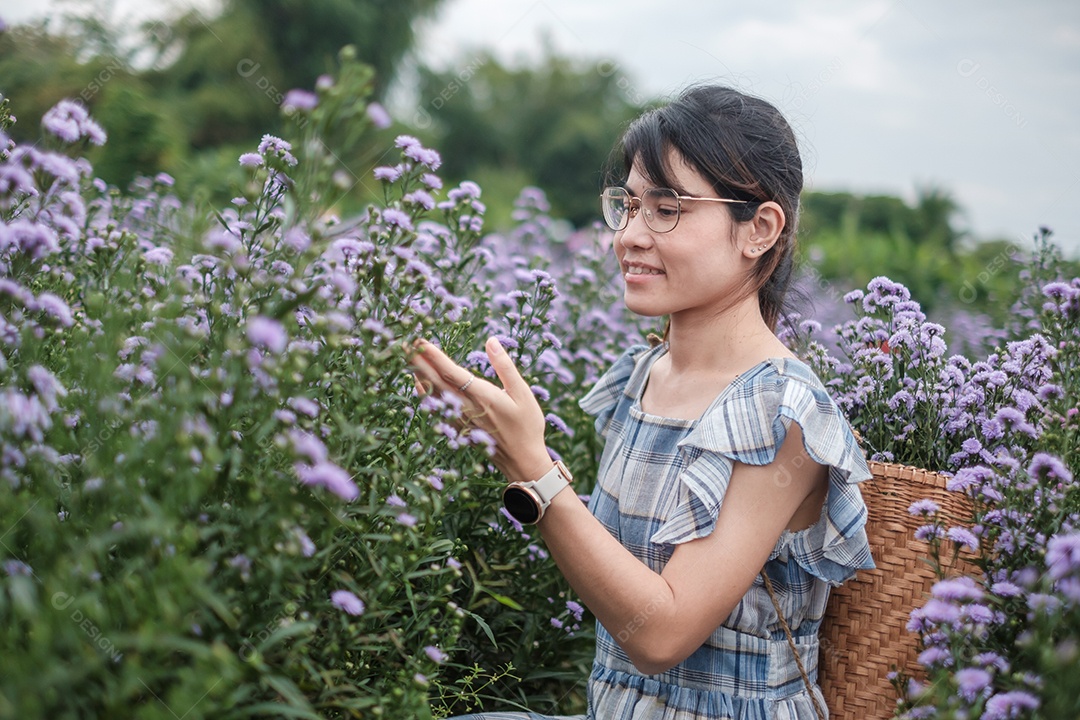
xmin=709 ymin=2 xmax=892 ymax=92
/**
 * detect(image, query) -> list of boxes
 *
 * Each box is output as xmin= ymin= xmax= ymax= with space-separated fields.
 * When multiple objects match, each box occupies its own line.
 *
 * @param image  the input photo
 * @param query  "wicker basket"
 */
xmin=818 ymin=461 xmax=977 ymax=720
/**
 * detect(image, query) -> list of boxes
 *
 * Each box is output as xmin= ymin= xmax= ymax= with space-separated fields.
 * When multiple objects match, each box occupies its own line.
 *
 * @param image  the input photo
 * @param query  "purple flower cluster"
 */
xmin=41 ymin=99 xmax=106 ymax=146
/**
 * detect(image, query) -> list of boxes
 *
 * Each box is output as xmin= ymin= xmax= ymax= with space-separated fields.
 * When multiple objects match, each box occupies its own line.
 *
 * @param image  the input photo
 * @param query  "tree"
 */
xmin=414 ymin=50 xmax=645 ymax=226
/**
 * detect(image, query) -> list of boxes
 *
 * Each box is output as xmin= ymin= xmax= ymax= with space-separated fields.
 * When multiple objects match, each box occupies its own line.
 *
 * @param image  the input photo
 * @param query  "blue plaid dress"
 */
xmin=450 ymin=344 xmax=874 ymax=720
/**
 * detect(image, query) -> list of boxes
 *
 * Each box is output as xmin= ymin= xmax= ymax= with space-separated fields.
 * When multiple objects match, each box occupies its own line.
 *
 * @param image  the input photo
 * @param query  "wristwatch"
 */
xmin=502 ymin=460 xmax=573 ymax=525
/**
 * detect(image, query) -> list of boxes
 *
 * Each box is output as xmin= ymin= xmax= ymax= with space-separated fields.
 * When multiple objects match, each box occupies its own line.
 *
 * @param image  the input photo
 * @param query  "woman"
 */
xmin=411 ymin=84 xmax=874 ymax=719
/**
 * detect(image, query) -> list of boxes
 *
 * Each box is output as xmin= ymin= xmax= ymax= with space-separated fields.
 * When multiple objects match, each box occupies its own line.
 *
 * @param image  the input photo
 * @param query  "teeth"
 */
xmin=626 ymin=266 xmax=663 ymax=275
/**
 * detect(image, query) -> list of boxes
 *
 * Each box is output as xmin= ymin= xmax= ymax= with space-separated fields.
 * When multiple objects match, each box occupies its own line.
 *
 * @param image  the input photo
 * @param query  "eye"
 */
xmin=654 ymin=203 xmax=679 ymax=219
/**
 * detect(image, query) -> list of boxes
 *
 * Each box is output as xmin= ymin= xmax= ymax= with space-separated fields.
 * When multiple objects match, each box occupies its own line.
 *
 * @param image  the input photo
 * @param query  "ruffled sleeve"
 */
xmin=650 ymin=358 xmax=875 ymax=585
xmin=578 ymin=344 xmax=650 ymax=439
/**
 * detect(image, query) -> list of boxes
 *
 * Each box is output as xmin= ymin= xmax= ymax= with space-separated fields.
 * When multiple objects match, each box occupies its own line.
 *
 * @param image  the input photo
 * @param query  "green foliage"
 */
xmin=797 ymin=187 xmax=1047 ymax=323
xmin=413 ymin=50 xmax=644 ymax=226
xmin=1 ymin=50 xmax=655 ymax=717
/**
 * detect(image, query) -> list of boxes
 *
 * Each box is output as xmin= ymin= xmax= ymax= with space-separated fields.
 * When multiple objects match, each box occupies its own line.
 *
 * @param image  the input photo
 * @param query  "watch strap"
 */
xmin=531 ymin=459 xmax=572 ymax=504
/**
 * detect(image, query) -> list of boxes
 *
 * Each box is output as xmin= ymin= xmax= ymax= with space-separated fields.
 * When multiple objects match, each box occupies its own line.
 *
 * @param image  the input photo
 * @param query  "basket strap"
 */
xmin=760 ymin=570 xmax=827 ymax=720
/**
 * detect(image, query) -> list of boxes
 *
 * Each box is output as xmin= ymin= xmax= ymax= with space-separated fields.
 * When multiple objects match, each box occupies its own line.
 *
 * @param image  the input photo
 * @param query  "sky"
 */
xmin=3 ymin=0 xmax=1079 ymax=254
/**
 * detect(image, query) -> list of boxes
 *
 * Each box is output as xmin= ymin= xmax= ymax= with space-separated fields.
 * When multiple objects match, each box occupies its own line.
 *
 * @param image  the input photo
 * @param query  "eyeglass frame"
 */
xmin=600 ymin=186 xmax=752 ymax=234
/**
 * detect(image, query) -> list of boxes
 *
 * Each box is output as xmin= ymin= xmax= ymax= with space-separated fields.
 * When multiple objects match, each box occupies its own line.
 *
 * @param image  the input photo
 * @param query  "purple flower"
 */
xmin=932 ymin=576 xmax=984 ymax=602
xmin=423 ymin=645 xmax=447 ymax=664
xmin=403 ymin=190 xmax=435 ymax=210
xmin=287 ymin=429 xmax=327 ymax=463
xmin=404 ymin=145 xmax=441 ymax=170
xmin=545 ymin=412 xmax=573 ymax=436
xmin=8 ymin=220 xmax=59 ymax=260
xmin=961 ymin=437 xmax=982 ymax=454
xmin=287 ymin=396 xmax=320 ymax=418
xmin=28 ymin=365 xmax=66 ymax=413
xmin=908 ymin=499 xmax=940 ymax=517
xmin=0 ymin=164 xmax=34 ymax=197
xmin=396 ymin=513 xmax=418 ymax=527
xmin=946 ymin=526 xmax=980 ymax=552
xmin=229 ymin=554 xmax=252 ymax=578
xmin=282 ymin=89 xmax=318 ymax=113
xmin=917 ymin=646 xmax=951 ymax=667
xmin=550 ymin=617 xmax=564 ymax=629
xmin=975 ymin=651 xmax=1010 ymax=674
xmin=920 ymin=598 xmax=961 ymax=627
xmin=394 ymin=135 xmax=421 ymax=150
xmin=1046 ymin=532 xmax=1080 ymax=581
xmin=366 ymin=102 xmax=392 ymax=128
xmin=982 ymin=690 xmax=1039 ymax=719
xmin=947 ymin=466 xmax=994 ymax=492
xmin=990 ymin=580 xmax=1023 ymax=597
xmin=293 ymin=527 xmax=316 ymax=557
xmin=257 ymin=134 xmax=298 ymax=167
xmin=955 ymin=666 xmax=992 ymax=702
xmin=467 ymin=428 xmax=497 ymax=456
xmin=3 ymin=559 xmax=32 ymax=577
xmin=448 ymin=180 xmax=481 ymax=201
xmin=246 ymin=316 xmax=287 ymax=354
xmin=35 ymin=292 xmax=73 ymax=327
xmin=566 ymin=600 xmax=584 ymax=621
xmin=295 ymin=461 xmax=358 ymax=501
xmin=238 ymin=153 xmax=264 ymax=168
xmin=962 ymin=603 xmax=994 ymax=625
xmin=42 ymin=99 xmax=106 ymax=145
xmin=914 ymin=524 xmax=945 ymax=542
xmin=331 ymin=589 xmax=365 ymax=616
xmin=993 ymin=406 xmax=1038 ymax=437
xmin=1029 ymin=453 xmax=1072 ymax=484
xmin=373 ymin=166 xmax=401 ymax=182
xmin=386 ymin=494 xmax=407 ymax=508
xmin=1027 ymin=593 xmax=1061 ymax=615
xmin=382 ymin=208 xmax=414 ymax=232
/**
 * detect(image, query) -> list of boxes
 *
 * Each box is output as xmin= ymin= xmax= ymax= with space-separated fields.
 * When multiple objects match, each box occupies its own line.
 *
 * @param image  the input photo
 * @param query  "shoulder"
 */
xmin=682 ymin=357 xmax=869 ymax=480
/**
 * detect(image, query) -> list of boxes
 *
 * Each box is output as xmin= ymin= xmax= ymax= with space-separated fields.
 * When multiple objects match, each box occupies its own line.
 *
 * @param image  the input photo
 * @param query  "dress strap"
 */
xmin=760 ymin=570 xmax=827 ymax=720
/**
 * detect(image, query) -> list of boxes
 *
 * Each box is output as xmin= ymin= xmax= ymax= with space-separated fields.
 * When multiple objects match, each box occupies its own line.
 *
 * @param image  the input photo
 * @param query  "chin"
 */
xmin=623 ymin=295 xmax=668 ymax=318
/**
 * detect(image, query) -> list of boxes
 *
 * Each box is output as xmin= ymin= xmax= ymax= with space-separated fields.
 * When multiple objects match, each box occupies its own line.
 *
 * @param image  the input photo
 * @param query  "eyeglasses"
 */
xmin=600 ymin=186 xmax=749 ymax=234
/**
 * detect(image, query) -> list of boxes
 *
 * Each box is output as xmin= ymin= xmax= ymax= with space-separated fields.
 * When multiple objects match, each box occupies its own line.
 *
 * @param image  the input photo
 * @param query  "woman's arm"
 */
xmin=538 ymin=424 xmax=825 ymax=674
xmin=410 ymin=337 xmax=827 ymax=675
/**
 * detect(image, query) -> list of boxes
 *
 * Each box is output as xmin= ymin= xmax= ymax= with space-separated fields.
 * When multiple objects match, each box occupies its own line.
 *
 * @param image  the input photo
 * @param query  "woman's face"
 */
xmin=614 ymin=152 xmax=758 ymax=322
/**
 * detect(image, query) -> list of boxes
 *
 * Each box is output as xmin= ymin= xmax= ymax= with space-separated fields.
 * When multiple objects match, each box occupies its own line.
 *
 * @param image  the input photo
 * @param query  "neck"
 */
xmin=663 ymin=295 xmax=787 ymax=375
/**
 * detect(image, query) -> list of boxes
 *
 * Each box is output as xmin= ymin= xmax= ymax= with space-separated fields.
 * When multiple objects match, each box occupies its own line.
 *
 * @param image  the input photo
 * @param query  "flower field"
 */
xmin=1 ymin=55 xmax=1078 ymax=719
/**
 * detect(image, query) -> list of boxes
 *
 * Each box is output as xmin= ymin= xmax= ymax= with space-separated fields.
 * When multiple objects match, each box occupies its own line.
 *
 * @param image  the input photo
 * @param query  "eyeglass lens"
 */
xmin=601 ymin=187 xmax=681 ymax=233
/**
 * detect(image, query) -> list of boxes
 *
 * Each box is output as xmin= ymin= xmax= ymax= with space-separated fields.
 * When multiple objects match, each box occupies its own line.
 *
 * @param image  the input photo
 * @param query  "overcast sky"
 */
xmin=4 ymin=0 xmax=1079 ymax=254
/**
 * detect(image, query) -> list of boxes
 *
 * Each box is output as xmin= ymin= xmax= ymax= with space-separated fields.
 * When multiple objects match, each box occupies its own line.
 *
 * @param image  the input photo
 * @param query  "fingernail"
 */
xmin=487 ymin=337 xmax=504 ymax=355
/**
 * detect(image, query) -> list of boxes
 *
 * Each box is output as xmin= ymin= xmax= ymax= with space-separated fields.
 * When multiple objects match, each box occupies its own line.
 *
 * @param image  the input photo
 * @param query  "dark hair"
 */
xmin=608 ymin=84 xmax=803 ymax=330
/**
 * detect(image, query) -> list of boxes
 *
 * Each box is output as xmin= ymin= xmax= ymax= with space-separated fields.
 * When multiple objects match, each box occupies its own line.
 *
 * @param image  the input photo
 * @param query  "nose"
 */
xmin=617 ymin=208 xmax=655 ymax=251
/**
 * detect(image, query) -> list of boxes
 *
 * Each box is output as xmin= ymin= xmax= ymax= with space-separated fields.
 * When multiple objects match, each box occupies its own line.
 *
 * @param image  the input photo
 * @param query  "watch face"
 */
xmin=503 ymin=486 xmax=541 ymax=525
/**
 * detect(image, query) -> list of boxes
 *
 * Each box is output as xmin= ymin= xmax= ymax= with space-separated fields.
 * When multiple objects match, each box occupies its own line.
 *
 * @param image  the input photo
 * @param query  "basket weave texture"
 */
xmin=818 ymin=461 xmax=977 ymax=720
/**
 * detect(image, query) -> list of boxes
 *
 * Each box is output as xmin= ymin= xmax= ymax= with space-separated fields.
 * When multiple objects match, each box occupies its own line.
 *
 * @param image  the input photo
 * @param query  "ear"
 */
xmin=739 ymin=201 xmax=786 ymax=259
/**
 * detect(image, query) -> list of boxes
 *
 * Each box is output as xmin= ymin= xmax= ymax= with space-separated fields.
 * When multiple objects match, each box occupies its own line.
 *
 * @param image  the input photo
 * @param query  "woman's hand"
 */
xmin=409 ymin=337 xmax=553 ymax=484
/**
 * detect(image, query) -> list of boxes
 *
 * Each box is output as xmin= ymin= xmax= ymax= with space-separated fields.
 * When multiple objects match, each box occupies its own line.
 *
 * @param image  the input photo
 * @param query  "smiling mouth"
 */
xmin=625 ymin=265 xmax=664 ymax=276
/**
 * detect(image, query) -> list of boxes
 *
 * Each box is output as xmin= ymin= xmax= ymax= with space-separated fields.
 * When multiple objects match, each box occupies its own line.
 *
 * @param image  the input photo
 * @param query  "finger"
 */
xmin=412 ymin=372 xmax=432 ymax=397
xmin=485 ymin=337 xmax=532 ymax=403
xmin=413 ymin=339 xmax=481 ymax=396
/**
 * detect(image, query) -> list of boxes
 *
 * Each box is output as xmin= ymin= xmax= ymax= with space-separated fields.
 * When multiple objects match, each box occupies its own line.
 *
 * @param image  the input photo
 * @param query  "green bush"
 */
xmin=0 ymin=54 xmax=648 ymax=718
